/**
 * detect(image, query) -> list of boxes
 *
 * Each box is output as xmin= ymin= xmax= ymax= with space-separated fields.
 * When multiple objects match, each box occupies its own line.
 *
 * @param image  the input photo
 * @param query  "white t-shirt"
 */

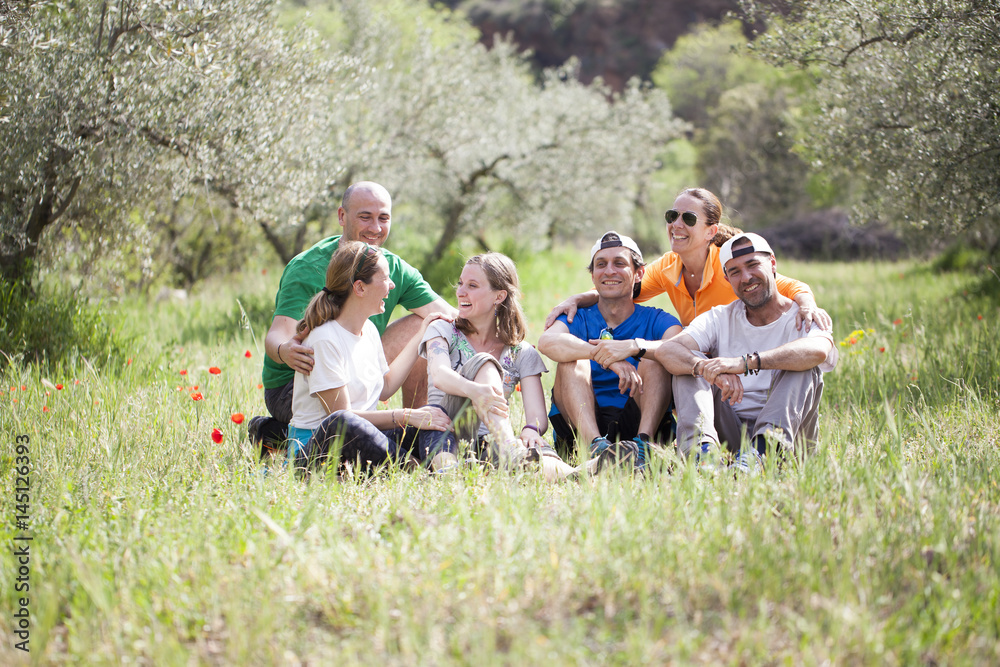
xmin=290 ymin=319 xmax=389 ymax=430
xmin=684 ymin=301 xmax=838 ymax=420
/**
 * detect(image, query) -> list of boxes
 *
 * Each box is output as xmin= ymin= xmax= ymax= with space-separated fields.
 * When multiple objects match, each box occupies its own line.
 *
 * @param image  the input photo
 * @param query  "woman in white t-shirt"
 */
xmin=419 ymin=253 xmax=576 ymax=481
xmin=288 ymin=241 xmax=450 ymax=472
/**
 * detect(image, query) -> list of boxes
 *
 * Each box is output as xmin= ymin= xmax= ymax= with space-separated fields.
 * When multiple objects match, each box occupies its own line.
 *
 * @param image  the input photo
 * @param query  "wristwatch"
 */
xmin=632 ymin=339 xmax=647 ymax=360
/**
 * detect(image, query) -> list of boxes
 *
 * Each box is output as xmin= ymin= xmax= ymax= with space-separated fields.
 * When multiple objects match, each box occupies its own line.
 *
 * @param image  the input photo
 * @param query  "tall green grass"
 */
xmin=1 ymin=253 xmax=998 ymax=664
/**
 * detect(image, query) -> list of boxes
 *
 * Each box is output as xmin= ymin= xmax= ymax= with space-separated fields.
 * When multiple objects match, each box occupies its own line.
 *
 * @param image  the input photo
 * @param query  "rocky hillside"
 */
xmin=438 ymin=0 xmax=750 ymax=90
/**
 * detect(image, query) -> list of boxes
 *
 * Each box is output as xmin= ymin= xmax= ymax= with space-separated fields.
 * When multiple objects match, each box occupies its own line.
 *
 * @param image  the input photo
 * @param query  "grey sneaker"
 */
xmin=730 ymin=449 xmax=764 ymax=477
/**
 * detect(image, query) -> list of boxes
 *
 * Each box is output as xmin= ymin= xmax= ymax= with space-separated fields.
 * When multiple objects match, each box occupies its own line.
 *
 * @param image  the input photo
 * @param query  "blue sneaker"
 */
xmin=693 ymin=441 xmax=720 ymax=473
xmin=631 ymin=434 xmax=650 ymax=471
xmin=589 ymin=436 xmax=613 ymax=457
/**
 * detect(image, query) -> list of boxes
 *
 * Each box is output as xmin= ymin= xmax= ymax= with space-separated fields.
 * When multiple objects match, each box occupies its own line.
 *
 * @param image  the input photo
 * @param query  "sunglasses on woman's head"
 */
xmin=665 ymin=209 xmax=699 ymax=226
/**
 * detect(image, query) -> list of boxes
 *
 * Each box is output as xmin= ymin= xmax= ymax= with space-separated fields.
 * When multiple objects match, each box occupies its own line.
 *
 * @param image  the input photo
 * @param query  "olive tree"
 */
xmin=0 ymin=0 xmax=332 ymax=284
xmin=743 ymin=0 xmax=1000 ymax=235
xmin=327 ymin=0 xmax=685 ymax=268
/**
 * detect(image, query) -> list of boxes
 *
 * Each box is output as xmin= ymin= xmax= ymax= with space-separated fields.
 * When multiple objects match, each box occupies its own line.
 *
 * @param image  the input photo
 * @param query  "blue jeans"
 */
xmin=293 ymin=411 xmax=408 ymax=472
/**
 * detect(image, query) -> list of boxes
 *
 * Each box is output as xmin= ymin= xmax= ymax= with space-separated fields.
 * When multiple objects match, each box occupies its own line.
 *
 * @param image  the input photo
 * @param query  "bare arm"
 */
xmin=381 ymin=313 xmax=450 ymax=401
xmin=655 ymin=333 xmax=745 ymax=404
xmin=792 ymin=292 xmax=832 ymax=332
xmin=537 ymin=321 xmax=599 ymax=363
xmin=425 ymin=336 xmax=509 ymax=418
xmin=656 ymin=332 xmax=709 ymax=377
xmin=543 ymin=290 xmax=599 ymax=329
xmin=265 ymin=315 xmax=314 ymax=375
xmin=517 ymin=374 xmax=550 ymax=449
xmin=314 ymin=385 xmax=450 ymax=432
xmin=587 ymin=323 xmax=684 ymax=368
xmin=410 ymin=297 xmax=459 ymax=320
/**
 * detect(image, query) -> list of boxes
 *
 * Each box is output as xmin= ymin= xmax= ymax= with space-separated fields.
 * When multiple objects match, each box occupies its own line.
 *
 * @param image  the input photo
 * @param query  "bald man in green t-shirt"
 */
xmin=249 ymin=182 xmax=456 ymax=450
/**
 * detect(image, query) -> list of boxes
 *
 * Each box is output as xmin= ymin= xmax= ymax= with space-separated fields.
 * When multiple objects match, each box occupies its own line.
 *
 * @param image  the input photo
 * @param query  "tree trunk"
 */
xmin=1 ymin=163 xmax=79 ymax=284
xmin=423 ymin=155 xmax=510 ymax=268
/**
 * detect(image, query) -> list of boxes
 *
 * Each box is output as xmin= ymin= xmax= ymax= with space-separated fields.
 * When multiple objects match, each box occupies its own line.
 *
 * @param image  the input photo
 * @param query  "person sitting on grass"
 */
xmin=545 ymin=187 xmax=830 ymax=331
xmin=418 ymin=253 xmax=576 ymax=481
xmin=656 ymin=233 xmax=838 ymax=474
xmin=288 ymin=241 xmax=452 ymax=473
xmin=537 ymin=231 xmax=683 ymax=473
xmin=250 ymin=181 xmax=456 ymax=454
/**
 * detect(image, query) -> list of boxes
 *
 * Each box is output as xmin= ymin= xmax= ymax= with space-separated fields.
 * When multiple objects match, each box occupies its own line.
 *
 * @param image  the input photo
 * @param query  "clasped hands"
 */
xmin=692 ymin=356 xmax=746 ymax=405
xmin=586 ymin=338 xmax=643 ymax=398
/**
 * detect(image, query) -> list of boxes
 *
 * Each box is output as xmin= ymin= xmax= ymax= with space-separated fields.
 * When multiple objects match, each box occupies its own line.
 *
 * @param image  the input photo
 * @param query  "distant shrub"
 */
xmin=0 ymin=280 xmax=132 ymax=370
xmin=932 ymin=243 xmax=986 ymax=273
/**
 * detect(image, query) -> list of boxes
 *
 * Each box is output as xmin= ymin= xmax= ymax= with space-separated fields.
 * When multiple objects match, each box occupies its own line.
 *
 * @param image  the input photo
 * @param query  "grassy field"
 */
xmin=2 ymin=249 xmax=999 ymax=664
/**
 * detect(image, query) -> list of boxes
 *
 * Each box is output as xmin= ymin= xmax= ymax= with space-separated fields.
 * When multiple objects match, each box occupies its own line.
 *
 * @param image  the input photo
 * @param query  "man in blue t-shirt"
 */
xmin=538 ymin=231 xmax=682 ymax=469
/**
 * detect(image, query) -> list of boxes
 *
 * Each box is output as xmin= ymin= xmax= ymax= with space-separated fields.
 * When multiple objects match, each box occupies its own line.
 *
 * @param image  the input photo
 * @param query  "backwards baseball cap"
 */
xmin=590 ymin=231 xmax=643 ymax=263
xmin=719 ymin=232 xmax=774 ymax=266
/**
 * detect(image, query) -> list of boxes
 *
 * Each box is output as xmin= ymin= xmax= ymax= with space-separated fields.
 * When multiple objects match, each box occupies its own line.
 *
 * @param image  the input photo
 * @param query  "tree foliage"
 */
xmin=743 ymin=0 xmax=1000 ymax=234
xmin=652 ymin=21 xmax=814 ymax=226
xmin=1 ymin=0 xmax=684 ymax=291
xmin=266 ymin=0 xmax=686 ymax=269
xmin=0 ymin=0 xmax=331 ymax=284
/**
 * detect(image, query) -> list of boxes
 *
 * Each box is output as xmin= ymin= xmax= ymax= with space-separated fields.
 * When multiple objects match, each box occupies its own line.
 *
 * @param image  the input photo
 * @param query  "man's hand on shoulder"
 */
xmin=543 ymin=291 xmax=598 ymax=329
xmin=281 ymin=328 xmax=315 ymax=375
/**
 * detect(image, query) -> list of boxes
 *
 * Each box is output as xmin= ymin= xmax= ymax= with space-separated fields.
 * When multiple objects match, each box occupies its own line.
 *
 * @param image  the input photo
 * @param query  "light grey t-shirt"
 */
xmin=684 ymin=301 xmax=838 ymax=420
xmin=419 ymin=320 xmax=548 ymax=435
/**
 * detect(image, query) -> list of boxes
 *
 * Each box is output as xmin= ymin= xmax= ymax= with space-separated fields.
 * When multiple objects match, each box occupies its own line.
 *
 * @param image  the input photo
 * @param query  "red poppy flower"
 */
xmin=893 ymin=318 xmax=903 ymax=326
xmin=192 ymin=385 xmax=199 ymax=391
xmin=180 ymin=369 xmax=188 ymax=376
xmin=515 ymin=383 xmax=521 ymax=392
xmin=45 ymin=391 xmax=50 ymax=396
xmin=42 ymin=405 xmax=49 ymax=412
xmin=20 ymin=385 xmax=26 ymax=391
xmin=257 ymin=383 xmax=263 ymax=389
xmin=848 ymin=337 xmax=857 ymax=345
xmin=74 ymin=379 xmax=81 ymax=385
xmin=56 ymin=383 xmax=63 ymax=390
xmin=211 ymin=428 xmax=224 ymax=444
xmin=245 ymin=350 xmax=252 ymax=358
xmin=978 ymin=314 xmax=983 ymax=320
xmin=127 ymin=358 xmax=132 ymax=365
xmin=209 ymin=367 xmax=221 ymax=375
xmin=191 ymin=392 xmax=204 ymax=401
xmin=879 ymin=347 xmax=886 ymax=353
xmin=231 ymin=413 xmax=245 ymax=424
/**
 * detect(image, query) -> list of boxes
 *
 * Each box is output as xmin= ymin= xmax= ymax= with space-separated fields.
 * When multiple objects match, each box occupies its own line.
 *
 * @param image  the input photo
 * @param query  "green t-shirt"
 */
xmin=262 ymin=235 xmax=440 ymax=389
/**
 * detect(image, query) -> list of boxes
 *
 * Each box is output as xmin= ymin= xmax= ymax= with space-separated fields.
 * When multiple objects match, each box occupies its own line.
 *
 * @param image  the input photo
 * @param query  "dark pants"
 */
xmin=549 ymin=395 xmax=675 ymax=460
xmin=253 ymin=381 xmax=295 ymax=447
xmin=295 ymin=411 xmax=415 ymax=472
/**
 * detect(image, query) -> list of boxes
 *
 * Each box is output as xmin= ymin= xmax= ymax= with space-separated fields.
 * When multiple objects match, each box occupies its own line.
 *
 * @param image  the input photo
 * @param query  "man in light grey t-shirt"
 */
xmin=656 ymin=233 xmax=838 ymax=471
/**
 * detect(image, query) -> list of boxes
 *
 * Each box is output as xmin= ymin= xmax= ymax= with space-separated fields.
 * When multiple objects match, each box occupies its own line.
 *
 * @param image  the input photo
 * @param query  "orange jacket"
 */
xmin=637 ymin=244 xmax=811 ymax=326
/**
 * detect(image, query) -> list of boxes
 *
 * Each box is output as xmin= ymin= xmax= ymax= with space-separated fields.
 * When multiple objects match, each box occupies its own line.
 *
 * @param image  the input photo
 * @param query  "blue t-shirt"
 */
xmin=551 ymin=304 xmax=680 ymax=412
